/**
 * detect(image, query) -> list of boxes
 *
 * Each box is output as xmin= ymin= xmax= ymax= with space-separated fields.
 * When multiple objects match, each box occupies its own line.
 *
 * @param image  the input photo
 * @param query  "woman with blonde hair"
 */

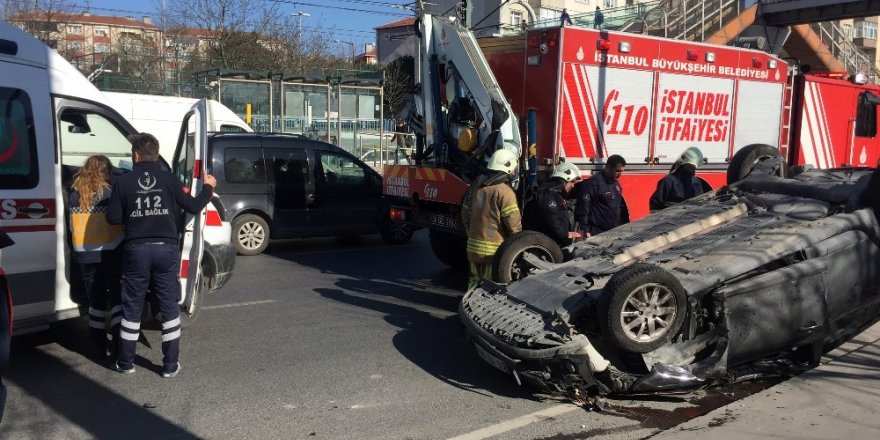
xmin=69 ymin=155 xmax=124 ymax=358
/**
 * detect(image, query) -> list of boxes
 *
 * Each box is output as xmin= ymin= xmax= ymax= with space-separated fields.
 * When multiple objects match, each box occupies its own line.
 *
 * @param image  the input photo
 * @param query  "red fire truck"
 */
xmin=383 ymin=9 xmax=880 ymax=267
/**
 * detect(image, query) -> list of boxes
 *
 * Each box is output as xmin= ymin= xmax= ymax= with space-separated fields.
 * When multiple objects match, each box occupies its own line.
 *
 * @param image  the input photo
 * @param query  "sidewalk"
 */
xmin=654 ymin=321 xmax=880 ymax=439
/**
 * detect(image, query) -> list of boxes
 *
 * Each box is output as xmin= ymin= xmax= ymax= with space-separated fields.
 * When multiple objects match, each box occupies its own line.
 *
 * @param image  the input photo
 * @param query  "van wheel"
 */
xmin=380 ymin=215 xmax=414 ymax=244
xmin=233 ymin=214 xmax=270 ymax=256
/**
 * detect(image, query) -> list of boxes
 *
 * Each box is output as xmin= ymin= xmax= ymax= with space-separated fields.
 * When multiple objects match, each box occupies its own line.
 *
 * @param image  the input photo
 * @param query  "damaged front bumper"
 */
xmin=459 ymin=288 xmax=615 ymax=395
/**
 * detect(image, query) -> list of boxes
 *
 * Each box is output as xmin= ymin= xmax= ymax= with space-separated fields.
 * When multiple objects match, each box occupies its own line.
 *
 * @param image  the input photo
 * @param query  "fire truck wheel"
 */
xmin=491 ymin=231 xmax=563 ymax=283
xmin=727 ymin=144 xmax=786 ymax=185
xmin=429 ymin=230 xmax=468 ymax=270
xmin=380 ymin=215 xmax=414 ymax=245
xmin=598 ymin=263 xmax=688 ymax=353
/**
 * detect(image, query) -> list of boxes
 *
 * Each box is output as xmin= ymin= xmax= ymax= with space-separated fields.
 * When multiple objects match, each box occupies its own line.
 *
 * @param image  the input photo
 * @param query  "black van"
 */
xmin=208 ymin=133 xmax=413 ymax=255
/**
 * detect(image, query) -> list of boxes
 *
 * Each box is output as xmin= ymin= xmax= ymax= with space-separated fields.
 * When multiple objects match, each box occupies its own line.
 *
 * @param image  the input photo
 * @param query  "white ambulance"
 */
xmin=0 ymin=20 xmax=211 ymax=333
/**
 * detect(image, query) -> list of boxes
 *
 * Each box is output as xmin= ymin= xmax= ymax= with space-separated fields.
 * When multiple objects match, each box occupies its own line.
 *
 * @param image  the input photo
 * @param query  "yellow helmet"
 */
xmin=458 ymin=128 xmax=477 ymax=153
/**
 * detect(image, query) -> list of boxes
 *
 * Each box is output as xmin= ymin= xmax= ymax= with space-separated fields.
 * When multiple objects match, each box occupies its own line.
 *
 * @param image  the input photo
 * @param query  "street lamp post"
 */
xmin=291 ymin=11 xmax=310 ymax=73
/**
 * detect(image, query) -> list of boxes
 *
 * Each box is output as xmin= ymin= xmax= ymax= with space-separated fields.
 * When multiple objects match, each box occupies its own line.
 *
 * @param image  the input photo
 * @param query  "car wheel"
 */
xmin=727 ymin=144 xmax=787 ymax=185
xmin=429 ymin=230 xmax=468 ymax=270
xmin=380 ymin=215 xmax=414 ymax=245
xmin=599 ymin=264 xmax=687 ymax=353
xmin=233 ymin=214 xmax=270 ymax=256
xmin=492 ymin=231 xmax=563 ymax=283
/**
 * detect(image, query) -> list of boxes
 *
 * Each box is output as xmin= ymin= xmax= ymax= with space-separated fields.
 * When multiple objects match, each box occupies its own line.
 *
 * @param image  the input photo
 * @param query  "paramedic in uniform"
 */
xmin=649 ymin=147 xmax=705 ymax=212
xmin=573 ymin=154 xmax=629 ymax=236
xmin=461 ymin=149 xmax=522 ymax=290
xmin=108 ymin=133 xmax=216 ymax=377
xmin=524 ymin=162 xmax=582 ymax=247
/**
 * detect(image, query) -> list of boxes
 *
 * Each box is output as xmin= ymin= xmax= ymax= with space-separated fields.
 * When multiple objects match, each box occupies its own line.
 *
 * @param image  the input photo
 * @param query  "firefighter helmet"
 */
xmin=679 ymin=147 xmax=704 ymax=168
xmin=551 ymin=162 xmax=582 ymax=182
xmin=487 ymin=149 xmax=518 ymax=174
xmin=458 ymin=127 xmax=478 ymax=153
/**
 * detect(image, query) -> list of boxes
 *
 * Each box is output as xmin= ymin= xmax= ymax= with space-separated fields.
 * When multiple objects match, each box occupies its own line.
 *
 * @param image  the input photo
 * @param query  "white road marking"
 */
xmin=202 ymin=300 xmax=277 ymax=310
xmin=447 ymin=404 xmax=581 ymax=440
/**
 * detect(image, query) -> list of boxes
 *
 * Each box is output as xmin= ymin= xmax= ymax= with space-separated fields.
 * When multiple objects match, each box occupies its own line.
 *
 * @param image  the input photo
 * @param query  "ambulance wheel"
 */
xmin=233 ymin=214 xmax=270 ymax=256
xmin=429 ymin=230 xmax=468 ymax=270
xmin=492 ymin=231 xmax=563 ymax=283
xmin=380 ymin=214 xmax=414 ymax=245
xmin=727 ymin=144 xmax=786 ymax=185
xmin=598 ymin=264 xmax=687 ymax=353
xmin=179 ymin=274 xmax=206 ymax=328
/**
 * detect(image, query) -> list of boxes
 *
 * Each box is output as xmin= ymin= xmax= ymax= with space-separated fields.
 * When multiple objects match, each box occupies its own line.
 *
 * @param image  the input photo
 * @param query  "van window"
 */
xmin=319 ymin=151 xmax=366 ymax=186
xmin=224 ymin=147 xmax=266 ymax=184
xmin=266 ymin=147 xmax=308 ymax=209
xmin=59 ymin=109 xmax=132 ymax=168
xmin=0 ymin=87 xmax=38 ymax=189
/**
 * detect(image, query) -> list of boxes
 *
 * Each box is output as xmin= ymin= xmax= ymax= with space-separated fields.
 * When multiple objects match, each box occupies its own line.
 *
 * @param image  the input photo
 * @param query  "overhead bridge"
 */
xmin=760 ymin=0 xmax=880 ymax=26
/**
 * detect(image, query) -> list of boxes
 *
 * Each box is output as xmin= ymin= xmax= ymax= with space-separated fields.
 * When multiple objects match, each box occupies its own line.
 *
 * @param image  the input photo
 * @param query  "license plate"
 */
xmin=429 ymin=214 xmax=459 ymax=229
xmin=475 ymin=344 xmax=509 ymax=374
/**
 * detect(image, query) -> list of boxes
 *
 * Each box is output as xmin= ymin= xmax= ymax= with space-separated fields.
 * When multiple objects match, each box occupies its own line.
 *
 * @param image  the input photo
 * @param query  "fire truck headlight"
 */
xmin=619 ymin=41 xmax=631 ymax=53
xmin=768 ymin=59 xmax=777 ymax=69
xmin=705 ymin=52 xmax=715 ymax=63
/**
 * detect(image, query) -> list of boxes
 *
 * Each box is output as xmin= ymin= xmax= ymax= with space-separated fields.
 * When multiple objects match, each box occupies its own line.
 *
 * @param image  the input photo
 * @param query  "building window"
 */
xmin=68 ymin=41 xmax=83 ymax=52
xmin=94 ymin=43 xmax=109 ymax=53
xmin=94 ymin=27 xmax=109 ymax=37
xmin=856 ymin=22 xmax=877 ymax=40
xmin=66 ymin=24 xmax=83 ymax=34
xmin=511 ymin=11 xmax=524 ymax=27
xmin=604 ymin=0 xmax=616 ymax=8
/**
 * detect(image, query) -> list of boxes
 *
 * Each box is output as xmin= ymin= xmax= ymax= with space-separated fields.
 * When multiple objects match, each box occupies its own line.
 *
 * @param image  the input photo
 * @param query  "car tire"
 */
xmin=429 ymin=230 xmax=468 ymax=270
xmin=492 ymin=231 xmax=564 ymax=283
xmin=599 ymin=263 xmax=687 ymax=353
xmin=727 ymin=144 xmax=787 ymax=185
xmin=233 ymin=214 xmax=270 ymax=256
xmin=380 ymin=215 xmax=414 ymax=245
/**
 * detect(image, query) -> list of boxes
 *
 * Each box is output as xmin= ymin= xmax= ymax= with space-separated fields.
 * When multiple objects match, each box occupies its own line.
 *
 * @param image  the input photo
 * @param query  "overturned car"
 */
xmin=460 ymin=165 xmax=880 ymax=396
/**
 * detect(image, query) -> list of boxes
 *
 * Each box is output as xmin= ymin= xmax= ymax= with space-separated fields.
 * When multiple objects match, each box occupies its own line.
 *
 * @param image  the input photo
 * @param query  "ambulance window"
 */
xmin=59 ymin=110 xmax=132 ymax=168
xmin=0 ymin=86 xmax=38 ymax=189
xmin=855 ymin=92 xmax=877 ymax=138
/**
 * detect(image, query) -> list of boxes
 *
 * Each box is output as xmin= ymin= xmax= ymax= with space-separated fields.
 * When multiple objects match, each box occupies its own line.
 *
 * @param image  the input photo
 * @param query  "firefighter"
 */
xmin=107 ymin=133 xmax=216 ymax=377
xmin=573 ymin=154 xmax=629 ymax=236
xmin=524 ymin=162 xmax=583 ymax=247
xmin=461 ymin=149 xmax=522 ymax=290
xmin=649 ymin=147 xmax=705 ymax=212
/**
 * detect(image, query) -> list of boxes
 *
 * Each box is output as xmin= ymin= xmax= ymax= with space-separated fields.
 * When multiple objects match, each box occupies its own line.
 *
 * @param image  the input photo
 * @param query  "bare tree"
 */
xmin=3 ymin=0 xmax=76 ymax=49
xmin=383 ymin=55 xmax=415 ymax=116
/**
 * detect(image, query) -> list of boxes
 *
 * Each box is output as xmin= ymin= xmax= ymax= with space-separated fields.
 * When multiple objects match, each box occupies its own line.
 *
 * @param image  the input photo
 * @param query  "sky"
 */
xmin=64 ymin=0 xmax=415 ymax=50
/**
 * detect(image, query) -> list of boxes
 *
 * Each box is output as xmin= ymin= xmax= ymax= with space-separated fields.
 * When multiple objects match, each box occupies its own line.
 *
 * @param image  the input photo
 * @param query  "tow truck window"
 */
xmin=855 ymin=92 xmax=878 ymax=138
xmin=0 ymin=86 xmax=38 ymax=189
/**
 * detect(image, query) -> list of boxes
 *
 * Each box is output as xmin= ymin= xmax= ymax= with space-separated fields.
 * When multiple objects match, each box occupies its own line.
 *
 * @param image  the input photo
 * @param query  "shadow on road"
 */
xmin=2 ymin=328 xmax=199 ymax=439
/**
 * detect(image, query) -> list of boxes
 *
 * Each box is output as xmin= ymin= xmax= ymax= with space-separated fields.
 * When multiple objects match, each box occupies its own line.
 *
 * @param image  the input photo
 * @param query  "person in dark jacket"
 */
xmin=573 ymin=154 xmax=629 ymax=236
xmin=649 ymin=147 xmax=705 ymax=212
xmin=107 ymin=133 xmax=216 ymax=378
xmin=560 ymin=8 xmax=573 ymax=26
xmin=525 ymin=162 xmax=583 ymax=246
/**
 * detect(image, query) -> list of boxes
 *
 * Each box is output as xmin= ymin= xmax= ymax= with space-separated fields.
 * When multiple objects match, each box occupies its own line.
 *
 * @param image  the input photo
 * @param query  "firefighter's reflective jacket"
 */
xmin=461 ymin=172 xmax=522 ymax=264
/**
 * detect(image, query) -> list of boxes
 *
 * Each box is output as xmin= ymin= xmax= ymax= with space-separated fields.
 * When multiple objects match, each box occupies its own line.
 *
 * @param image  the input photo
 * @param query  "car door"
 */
xmin=171 ymin=100 xmax=208 ymax=316
xmin=315 ymin=147 xmax=382 ymax=235
xmin=262 ymin=139 xmax=320 ymax=236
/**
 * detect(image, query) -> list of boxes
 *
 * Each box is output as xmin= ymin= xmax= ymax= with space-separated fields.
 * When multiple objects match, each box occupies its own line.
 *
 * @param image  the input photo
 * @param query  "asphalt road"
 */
xmin=0 ymin=231 xmax=783 ymax=439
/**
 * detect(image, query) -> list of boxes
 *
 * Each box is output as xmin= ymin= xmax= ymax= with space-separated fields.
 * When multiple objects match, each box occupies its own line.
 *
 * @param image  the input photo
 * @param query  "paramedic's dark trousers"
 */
xmin=117 ymin=242 xmax=181 ymax=372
